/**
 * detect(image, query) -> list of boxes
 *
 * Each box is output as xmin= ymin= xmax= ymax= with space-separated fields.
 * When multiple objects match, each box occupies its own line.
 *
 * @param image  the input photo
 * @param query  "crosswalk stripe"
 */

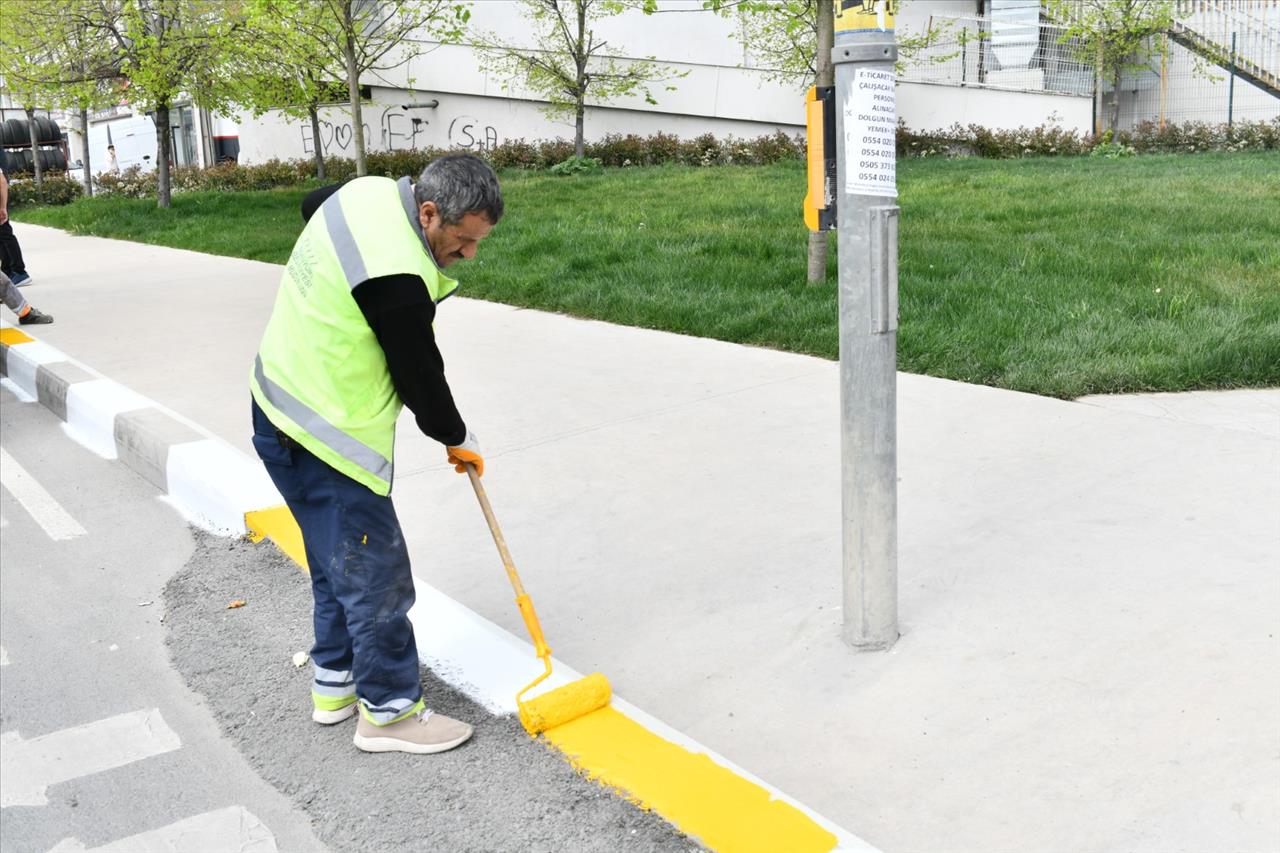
xmin=0 ymin=709 xmax=181 ymax=807
xmin=0 ymin=447 xmax=87 ymax=541
xmin=0 ymin=645 xmax=9 ymax=666
xmin=45 ymin=806 xmax=280 ymax=853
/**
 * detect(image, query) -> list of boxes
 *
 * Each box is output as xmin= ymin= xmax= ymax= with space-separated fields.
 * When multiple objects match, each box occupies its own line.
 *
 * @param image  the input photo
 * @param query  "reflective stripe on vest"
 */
xmin=253 ymin=354 xmax=393 ymax=485
xmin=324 ymin=196 xmax=369 ymax=289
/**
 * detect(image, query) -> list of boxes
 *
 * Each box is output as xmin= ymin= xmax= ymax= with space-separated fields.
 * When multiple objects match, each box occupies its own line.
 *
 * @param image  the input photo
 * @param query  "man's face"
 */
xmin=419 ymin=202 xmax=493 ymax=269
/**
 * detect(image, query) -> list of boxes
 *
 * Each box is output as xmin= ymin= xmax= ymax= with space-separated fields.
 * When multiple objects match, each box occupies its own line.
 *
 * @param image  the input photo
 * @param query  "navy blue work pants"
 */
xmin=0 ymin=220 xmax=27 ymax=277
xmin=251 ymin=399 xmax=423 ymax=724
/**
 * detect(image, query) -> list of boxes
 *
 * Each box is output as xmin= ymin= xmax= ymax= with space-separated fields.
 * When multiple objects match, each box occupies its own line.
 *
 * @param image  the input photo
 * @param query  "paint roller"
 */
xmin=463 ymin=464 xmax=612 ymax=734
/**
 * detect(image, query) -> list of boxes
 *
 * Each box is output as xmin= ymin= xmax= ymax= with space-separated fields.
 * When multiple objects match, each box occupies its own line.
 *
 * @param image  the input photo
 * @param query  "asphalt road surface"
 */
xmin=0 ymin=383 xmax=323 ymax=852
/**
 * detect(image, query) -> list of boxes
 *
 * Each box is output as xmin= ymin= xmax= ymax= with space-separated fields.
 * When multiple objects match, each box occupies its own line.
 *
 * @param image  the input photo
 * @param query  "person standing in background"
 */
xmin=0 ymin=166 xmax=34 ymax=287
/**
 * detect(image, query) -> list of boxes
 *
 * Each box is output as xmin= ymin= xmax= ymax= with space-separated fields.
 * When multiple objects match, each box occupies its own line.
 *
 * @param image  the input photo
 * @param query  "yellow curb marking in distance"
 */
xmin=0 ymin=328 xmax=35 ymax=346
xmin=244 ymin=503 xmax=840 ymax=852
xmin=545 ymin=707 xmax=838 ymax=853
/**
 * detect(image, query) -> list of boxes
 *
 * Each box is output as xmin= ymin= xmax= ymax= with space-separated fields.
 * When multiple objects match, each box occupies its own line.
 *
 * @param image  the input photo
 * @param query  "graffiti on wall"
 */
xmin=301 ymin=118 xmax=370 ymax=155
xmin=299 ymin=106 xmax=500 ymax=155
xmin=448 ymin=116 xmax=499 ymax=152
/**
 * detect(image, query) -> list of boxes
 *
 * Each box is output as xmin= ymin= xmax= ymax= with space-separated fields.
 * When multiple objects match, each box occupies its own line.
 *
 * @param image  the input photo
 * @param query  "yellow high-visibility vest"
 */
xmin=250 ymin=176 xmax=458 ymax=495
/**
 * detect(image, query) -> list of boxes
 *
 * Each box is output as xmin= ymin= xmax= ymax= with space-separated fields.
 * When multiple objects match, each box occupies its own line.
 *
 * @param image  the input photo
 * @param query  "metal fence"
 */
xmin=1107 ymin=35 xmax=1280 ymax=130
xmin=899 ymin=12 xmax=1280 ymax=132
xmin=899 ymin=16 xmax=1093 ymax=96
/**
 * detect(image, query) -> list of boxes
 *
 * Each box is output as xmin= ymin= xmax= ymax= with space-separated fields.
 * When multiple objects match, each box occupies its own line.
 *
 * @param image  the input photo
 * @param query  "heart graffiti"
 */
xmin=301 ymin=120 xmax=369 ymax=154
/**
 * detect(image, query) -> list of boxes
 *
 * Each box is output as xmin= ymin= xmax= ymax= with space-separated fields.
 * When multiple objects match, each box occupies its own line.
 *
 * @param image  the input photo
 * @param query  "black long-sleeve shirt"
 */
xmin=301 ymin=183 xmax=466 ymax=447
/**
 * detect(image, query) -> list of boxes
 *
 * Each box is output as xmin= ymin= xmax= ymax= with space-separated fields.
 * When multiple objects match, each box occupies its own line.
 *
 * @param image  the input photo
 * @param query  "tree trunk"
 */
xmin=309 ymin=105 xmax=326 ymax=181
xmin=154 ymin=103 xmax=173 ymax=208
xmin=574 ymin=0 xmax=587 ymax=158
xmin=25 ymin=107 xmax=43 ymax=196
xmin=80 ymin=106 xmax=93 ymax=197
xmin=1109 ymin=67 xmax=1122 ymax=133
xmin=574 ymin=98 xmax=585 ymax=158
xmin=345 ymin=33 xmax=367 ymax=177
xmin=807 ymin=0 xmax=835 ymax=286
xmin=1093 ymin=41 xmax=1104 ymax=136
xmin=79 ymin=37 xmax=93 ymax=196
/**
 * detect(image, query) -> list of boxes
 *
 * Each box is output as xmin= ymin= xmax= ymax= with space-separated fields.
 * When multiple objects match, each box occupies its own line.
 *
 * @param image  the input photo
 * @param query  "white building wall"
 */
xmin=234 ymin=0 xmax=810 ymax=165
xmin=898 ymin=82 xmax=1094 ymax=133
xmin=235 ymin=0 xmax=1091 ymax=164
xmin=236 ymin=85 xmax=805 ymax=165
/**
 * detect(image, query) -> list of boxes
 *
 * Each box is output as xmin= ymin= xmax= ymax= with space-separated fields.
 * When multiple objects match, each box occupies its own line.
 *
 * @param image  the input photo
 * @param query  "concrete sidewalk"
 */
xmin=11 ymin=222 xmax=1280 ymax=852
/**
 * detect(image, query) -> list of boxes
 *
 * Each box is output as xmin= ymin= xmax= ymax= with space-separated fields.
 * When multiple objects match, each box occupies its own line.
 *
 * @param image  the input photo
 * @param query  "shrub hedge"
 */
xmin=895 ymin=117 xmax=1280 ymax=159
xmin=5 ymin=172 xmax=84 ymax=207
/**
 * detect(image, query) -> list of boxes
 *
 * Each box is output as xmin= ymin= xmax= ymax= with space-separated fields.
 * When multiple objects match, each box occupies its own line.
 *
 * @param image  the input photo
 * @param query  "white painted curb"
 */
xmin=1 ymin=324 xmax=279 ymax=535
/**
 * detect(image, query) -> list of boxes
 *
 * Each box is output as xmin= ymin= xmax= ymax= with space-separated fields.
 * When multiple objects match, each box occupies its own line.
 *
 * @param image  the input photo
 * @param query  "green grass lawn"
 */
xmin=18 ymin=153 xmax=1280 ymax=398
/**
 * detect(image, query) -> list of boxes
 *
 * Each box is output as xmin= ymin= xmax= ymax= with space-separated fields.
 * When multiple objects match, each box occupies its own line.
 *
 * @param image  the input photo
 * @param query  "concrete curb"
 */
xmin=1 ymin=323 xmax=878 ymax=853
xmin=1 ymin=326 xmax=280 ymax=534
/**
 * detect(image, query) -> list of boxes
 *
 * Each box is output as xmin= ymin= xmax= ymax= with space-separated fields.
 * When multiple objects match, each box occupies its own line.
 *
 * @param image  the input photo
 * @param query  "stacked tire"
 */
xmin=1 ymin=116 xmax=66 ymax=174
xmin=0 ymin=116 xmax=60 ymax=146
xmin=0 ymin=149 xmax=24 ymax=174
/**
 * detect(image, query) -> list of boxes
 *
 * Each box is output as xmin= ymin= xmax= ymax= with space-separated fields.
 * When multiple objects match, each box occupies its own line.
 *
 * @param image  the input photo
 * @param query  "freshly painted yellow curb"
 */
xmin=245 ymin=504 xmax=308 ymax=571
xmin=546 ymin=706 xmax=838 ymax=852
xmin=244 ymin=502 xmax=841 ymax=852
xmin=0 ymin=328 xmax=35 ymax=345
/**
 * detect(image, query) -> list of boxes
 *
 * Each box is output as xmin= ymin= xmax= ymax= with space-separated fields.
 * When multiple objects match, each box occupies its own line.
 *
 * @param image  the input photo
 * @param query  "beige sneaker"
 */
xmin=353 ymin=709 xmax=473 ymax=754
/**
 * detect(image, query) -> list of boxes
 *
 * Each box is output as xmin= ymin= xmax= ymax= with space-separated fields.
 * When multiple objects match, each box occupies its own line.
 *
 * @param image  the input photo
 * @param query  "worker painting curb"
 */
xmin=1 ymin=323 xmax=880 ymax=853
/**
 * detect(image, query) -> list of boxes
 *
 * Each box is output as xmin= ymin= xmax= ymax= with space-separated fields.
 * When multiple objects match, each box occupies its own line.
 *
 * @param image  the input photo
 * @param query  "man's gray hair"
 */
xmin=414 ymin=154 xmax=503 ymax=225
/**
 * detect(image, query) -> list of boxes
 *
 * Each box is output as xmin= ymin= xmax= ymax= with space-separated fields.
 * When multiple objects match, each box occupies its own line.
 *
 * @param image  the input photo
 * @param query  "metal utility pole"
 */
xmin=833 ymin=0 xmax=899 ymax=651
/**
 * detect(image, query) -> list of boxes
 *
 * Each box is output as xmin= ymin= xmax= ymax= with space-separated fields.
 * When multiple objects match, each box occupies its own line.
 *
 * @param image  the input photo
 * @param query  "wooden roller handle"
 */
xmin=465 ymin=462 xmax=528 ymax=600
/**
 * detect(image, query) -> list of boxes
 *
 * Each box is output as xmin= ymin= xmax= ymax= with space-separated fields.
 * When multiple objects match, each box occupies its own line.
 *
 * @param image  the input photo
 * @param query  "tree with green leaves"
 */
xmin=480 ymin=0 xmax=685 ymax=159
xmin=0 ymin=0 xmax=117 ymax=195
xmin=255 ymin=0 xmax=470 ymax=178
xmin=0 ymin=17 xmax=57 ymax=195
xmin=30 ymin=0 xmax=250 ymax=208
xmin=238 ymin=0 xmax=349 ymax=181
xmin=1046 ymin=0 xmax=1177 ymax=134
xmin=57 ymin=17 xmax=122 ymax=197
xmin=113 ymin=0 xmax=247 ymax=207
